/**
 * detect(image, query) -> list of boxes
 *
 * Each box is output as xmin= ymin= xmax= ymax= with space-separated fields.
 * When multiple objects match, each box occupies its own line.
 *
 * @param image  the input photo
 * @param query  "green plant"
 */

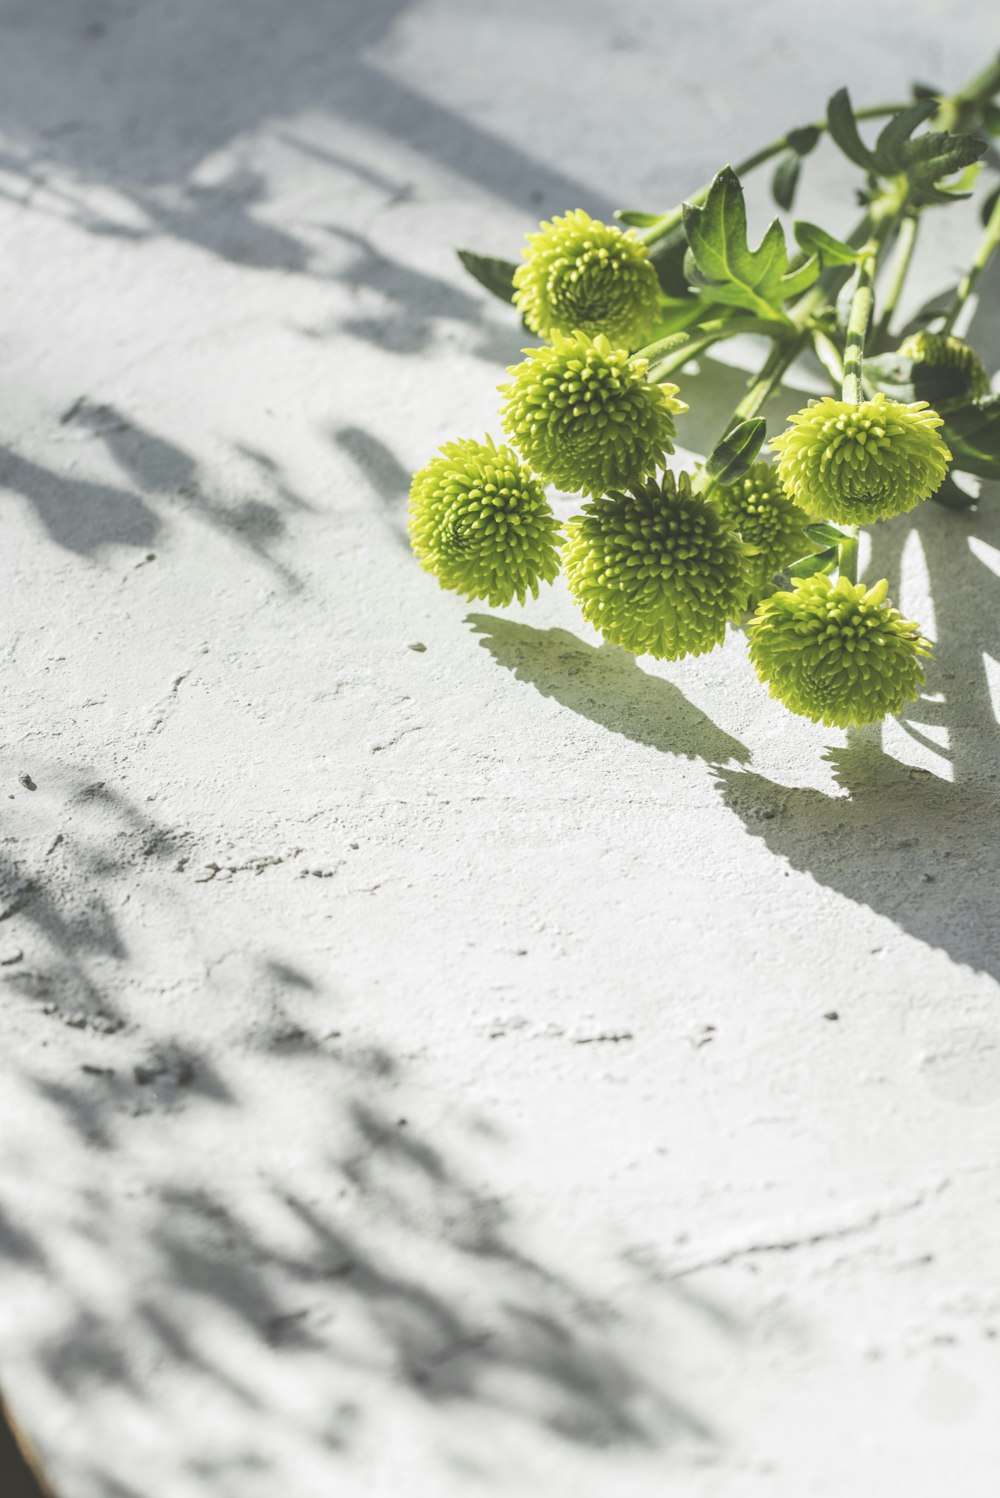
xmin=412 ymin=57 xmax=1000 ymax=729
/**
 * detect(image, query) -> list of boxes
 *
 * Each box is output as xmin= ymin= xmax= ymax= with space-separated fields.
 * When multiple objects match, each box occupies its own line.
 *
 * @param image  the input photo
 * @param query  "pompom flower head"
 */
xmin=409 ymin=436 xmax=561 ymax=607
xmin=513 ymin=209 xmax=661 ymax=349
xmin=772 ymin=393 xmax=950 ymax=523
xmin=748 ymin=574 xmax=931 ymax=727
xmin=563 ymin=470 xmax=751 ymax=660
xmin=896 ymin=330 xmax=990 ymax=408
xmin=500 ymin=332 xmax=685 ymax=498
xmin=709 ymin=461 xmax=811 ymax=592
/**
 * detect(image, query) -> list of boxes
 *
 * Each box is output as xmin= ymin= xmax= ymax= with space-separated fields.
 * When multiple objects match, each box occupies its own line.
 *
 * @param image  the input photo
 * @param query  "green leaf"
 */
xmin=771 ymin=150 xmax=802 ymax=211
xmin=905 ymin=129 xmax=986 ymax=186
xmin=863 ymin=351 xmax=974 ymax=408
xmin=456 ymin=249 xmax=517 ymax=304
xmin=787 ymin=546 xmax=837 ymax=578
xmin=826 ymin=88 xmax=878 ymax=172
xmin=873 ymin=99 xmax=938 ymax=174
xmin=779 ymin=254 xmax=820 ymax=298
xmin=982 ymin=183 xmax=1000 ymax=226
xmin=705 ymin=418 xmax=767 ymax=485
xmin=794 ymin=220 xmax=865 ymax=266
xmin=786 ymin=124 xmax=822 ymax=157
xmin=682 ymin=168 xmax=795 ymax=320
xmin=616 ymin=209 xmax=662 ymax=228
xmin=804 ymin=522 xmax=849 ymax=545
xmin=942 ymin=397 xmax=1000 ymax=479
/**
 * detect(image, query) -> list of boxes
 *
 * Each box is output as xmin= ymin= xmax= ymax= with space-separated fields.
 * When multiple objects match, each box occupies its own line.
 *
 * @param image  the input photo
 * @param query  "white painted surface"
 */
xmin=1 ymin=2 xmax=999 ymax=1494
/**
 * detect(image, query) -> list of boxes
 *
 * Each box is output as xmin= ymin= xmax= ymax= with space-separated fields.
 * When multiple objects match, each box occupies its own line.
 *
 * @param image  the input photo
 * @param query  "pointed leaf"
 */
xmin=904 ymin=130 xmax=986 ymax=186
xmin=982 ymin=183 xmax=1000 ymax=226
xmin=616 ymin=209 xmax=662 ymax=227
xmin=794 ymin=220 xmax=865 ymax=266
xmin=788 ymin=547 xmax=837 ymax=579
xmin=771 ymin=149 xmax=802 ymax=211
xmin=779 ymin=253 xmax=820 ymax=298
xmin=786 ymin=124 xmax=822 ymax=157
xmin=456 ymin=249 xmax=517 ymax=304
xmin=804 ymin=523 xmax=850 ymax=545
xmin=682 ymin=167 xmax=793 ymax=320
xmin=873 ymin=99 xmax=938 ymax=174
xmin=706 ymin=418 xmax=767 ymax=485
xmin=827 ymin=88 xmax=878 ymax=171
xmin=942 ymin=398 xmax=1000 ymax=479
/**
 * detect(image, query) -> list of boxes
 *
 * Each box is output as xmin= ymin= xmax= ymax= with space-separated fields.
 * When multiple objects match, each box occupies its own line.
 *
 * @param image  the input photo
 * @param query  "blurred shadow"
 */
xmin=0 ymin=0 xmax=614 ymax=275
xmin=1 ymin=769 xmax=731 ymax=1491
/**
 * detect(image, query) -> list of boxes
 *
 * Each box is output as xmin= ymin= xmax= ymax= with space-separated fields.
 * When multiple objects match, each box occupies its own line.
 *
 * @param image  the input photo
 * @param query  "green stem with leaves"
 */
xmin=640 ymin=105 xmax=905 ymax=248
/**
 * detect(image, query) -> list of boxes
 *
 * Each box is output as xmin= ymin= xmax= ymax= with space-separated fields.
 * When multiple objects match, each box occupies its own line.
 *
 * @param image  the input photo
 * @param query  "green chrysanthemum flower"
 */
xmin=499 ymin=332 xmax=686 ymax=498
xmin=513 ymin=209 xmax=661 ymax=348
xmin=896 ymin=330 xmax=990 ymax=408
xmin=748 ymin=574 xmax=931 ymax=727
xmin=563 ymin=470 xmax=751 ymax=660
xmin=772 ymin=393 xmax=950 ymax=524
xmin=409 ymin=436 xmax=561 ymax=607
xmin=709 ymin=461 xmax=812 ymax=592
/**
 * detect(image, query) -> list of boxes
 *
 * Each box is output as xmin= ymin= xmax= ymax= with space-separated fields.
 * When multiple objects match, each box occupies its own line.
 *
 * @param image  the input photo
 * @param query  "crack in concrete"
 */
xmin=672 ymin=1181 xmax=950 ymax=1278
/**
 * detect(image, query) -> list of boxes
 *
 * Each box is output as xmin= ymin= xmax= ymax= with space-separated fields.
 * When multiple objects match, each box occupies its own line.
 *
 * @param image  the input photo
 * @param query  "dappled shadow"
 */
xmin=0 ymin=764 xmax=732 ymax=1492
xmin=3 ymin=400 xmax=309 ymax=583
xmin=0 ymin=0 xmax=613 ymax=276
xmin=713 ymin=464 xmax=1000 ymax=984
xmin=467 ymin=615 xmax=750 ymax=765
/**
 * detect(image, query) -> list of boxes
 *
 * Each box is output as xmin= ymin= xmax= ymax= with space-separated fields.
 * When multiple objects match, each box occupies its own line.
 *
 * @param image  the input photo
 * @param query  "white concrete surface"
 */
xmin=2 ymin=2 xmax=1000 ymax=1494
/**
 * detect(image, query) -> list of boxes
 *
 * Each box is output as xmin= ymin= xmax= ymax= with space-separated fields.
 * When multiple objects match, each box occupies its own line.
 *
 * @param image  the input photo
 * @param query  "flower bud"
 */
xmin=896 ymin=330 xmax=990 ymax=408
xmin=772 ymin=393 xmax=950 ymax=523
xmin=563 ymin=470 xmax=751 ymax=659
xmin=409 ymin=437 xmax=561 ymax=606
xmin=500 ymin=332 xmax=685 ymax=498
xmin=708 ymin=461 xmax=811 ymax=592
xmin=748 ymin=573 xmax=931 ymax=726
xmin=513 ymin=209 xmax=661 ymax=348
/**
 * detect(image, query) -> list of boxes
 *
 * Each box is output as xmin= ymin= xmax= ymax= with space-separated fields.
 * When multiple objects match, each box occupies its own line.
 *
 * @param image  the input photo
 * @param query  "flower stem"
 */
xmin=874 ymin=211 xmax=919 ymax=345
xmin=727 ymin=337 xmax=806 ymax=429
xmin=940 ymin=188 xmax=1000 ymax=335
xmin=841 ymin=248 xmax=877 ymax=406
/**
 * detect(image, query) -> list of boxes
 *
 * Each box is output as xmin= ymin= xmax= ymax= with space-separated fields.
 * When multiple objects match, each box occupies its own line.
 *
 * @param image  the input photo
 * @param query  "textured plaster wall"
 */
xmin=1 ymin=2 xmax=999 ymax=1494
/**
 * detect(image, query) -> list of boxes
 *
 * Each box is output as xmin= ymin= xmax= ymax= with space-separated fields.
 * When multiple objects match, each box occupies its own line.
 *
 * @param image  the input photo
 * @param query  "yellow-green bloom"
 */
xmin=709 ymin=461 xmax=811 ymax=592
xmin=748 ymin=574 xmax=931 ymax=727
xmin=772 ymin=393 xmax=950 ymax=524
xmin=409 ymin=436 xmax=561 ymax=606
xmin=499 ymin=332 xmax=686 ymax=498
xmin=513 ymin=209 xmax=661 ymax=348
xmin=563 ymin=470 xmax=751 ymax=659
xmin=896 ymin=330 xmax=990 ymax=408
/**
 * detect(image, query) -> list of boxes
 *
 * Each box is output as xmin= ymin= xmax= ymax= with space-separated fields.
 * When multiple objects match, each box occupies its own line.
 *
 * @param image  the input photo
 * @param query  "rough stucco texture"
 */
xmin=2 ymin=2 xmax=1000 ymax=1494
